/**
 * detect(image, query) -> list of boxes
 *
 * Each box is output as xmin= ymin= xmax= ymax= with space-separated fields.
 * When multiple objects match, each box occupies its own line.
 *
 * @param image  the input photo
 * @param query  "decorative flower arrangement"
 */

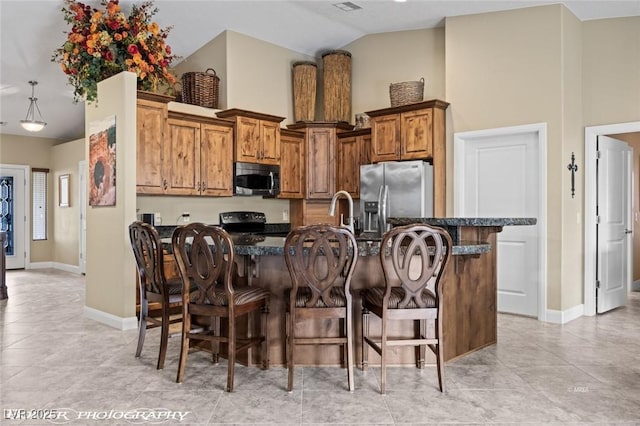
xmin=52 ymin=0 xmax=178 ymax=103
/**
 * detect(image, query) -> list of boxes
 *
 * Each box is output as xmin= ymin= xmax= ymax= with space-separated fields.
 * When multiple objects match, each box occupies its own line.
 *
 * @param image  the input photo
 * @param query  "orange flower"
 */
xmin=148 ymin=22 xmax=159 ymax=35
xmin=114 ymin=33 xmax=122 ymax=41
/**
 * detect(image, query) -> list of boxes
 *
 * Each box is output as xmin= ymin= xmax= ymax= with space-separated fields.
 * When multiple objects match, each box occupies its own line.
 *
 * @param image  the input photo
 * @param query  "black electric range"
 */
xmin=219 ymin=211 xmax=290 ymax=245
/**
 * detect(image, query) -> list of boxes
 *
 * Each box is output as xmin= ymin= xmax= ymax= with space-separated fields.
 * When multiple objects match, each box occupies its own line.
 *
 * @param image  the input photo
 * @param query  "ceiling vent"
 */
xmin=333 ymin=2 xmax=362 ymax=12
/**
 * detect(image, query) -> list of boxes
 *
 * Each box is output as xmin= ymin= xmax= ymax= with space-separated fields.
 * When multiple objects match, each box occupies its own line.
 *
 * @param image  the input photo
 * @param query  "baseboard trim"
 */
xmin=29 ymin=261 xmax=54 ymax=269
xmin=546 ymin=304 xmax=584 ymax=324
xmin=29 ymin=262 xmax=81 ymax=274
xmin=632 ymin=280 xmax=640 ymax=292
xmin=84 ymin=306 xmax=138 ymax=330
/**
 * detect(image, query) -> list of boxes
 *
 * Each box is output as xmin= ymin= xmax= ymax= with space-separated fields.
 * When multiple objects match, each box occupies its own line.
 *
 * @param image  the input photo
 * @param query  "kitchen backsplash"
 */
xmin=137 ymin=195 xmax=291 ymax=225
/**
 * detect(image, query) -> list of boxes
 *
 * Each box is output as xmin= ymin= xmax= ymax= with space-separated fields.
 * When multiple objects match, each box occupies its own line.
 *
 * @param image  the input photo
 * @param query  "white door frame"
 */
xmin=454 ymin=122 xmax=548 ymax=321
xmin=0 ymin=164 xmax=30 ymax=269
xmin=584 ymin=121 xmax=639 ymax=316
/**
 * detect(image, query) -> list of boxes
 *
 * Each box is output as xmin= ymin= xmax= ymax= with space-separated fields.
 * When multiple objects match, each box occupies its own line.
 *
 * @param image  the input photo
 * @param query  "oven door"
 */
xmin=233 ymin=162 xmax=280 ymax=196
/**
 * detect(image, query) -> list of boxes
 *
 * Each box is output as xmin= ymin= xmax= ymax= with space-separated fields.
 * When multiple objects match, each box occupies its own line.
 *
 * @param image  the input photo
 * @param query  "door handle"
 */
xmin=625 ymin=229 xmax=632 ymax=234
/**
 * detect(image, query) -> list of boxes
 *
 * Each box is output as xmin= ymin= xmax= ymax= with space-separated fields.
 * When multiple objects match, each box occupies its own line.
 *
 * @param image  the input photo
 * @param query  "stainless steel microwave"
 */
xmin=233 ymin=162 xmax=280 ymax=196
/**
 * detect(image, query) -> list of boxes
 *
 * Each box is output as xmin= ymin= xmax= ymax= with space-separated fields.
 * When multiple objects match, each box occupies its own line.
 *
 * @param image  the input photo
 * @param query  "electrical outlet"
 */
xmin=282 ymin=209 xmax=289 ymax=221
xmin=182 ymin=212 xmax=190 ymax=223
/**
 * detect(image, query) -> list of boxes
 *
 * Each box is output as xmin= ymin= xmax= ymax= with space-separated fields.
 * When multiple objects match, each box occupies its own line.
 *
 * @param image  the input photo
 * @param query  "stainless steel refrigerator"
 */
xmin=360 ymin=160 xmax=433 ymax=237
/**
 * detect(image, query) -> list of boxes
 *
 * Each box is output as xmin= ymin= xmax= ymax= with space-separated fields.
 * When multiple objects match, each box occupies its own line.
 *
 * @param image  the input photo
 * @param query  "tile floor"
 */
xmin=1 ymin=268 xmax=640 ymax=425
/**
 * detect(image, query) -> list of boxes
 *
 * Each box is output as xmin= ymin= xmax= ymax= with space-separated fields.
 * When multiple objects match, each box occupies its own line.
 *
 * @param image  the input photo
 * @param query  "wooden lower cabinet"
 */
xmin=289 ymin=199 xmax=339 ymax=228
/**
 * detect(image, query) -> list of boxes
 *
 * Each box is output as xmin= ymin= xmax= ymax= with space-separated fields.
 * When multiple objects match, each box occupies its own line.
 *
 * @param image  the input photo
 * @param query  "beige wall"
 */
xmin=344 ymin=28 xmax=446 ymax=122
xmin=174 ymin=30 xmax=314 ymax=124
xmin=446 ymin=4 xmax=567 ymax=311
xmin=51 ymin=138 xmax=83 ymax=267
xmin=583 ymin=17 xmax=640 ymax=126
xmin=559 ymin=8 xmax=584 ymax=309
xmin=137 ymin=195 xmax=290 ymax=226
xmin=174 ymin=31 xmax=228 ymax=109
xmin=85 ymin=72 xmax=137 ymax=322
xmin=0 ymin=134 xmax=58 ymax=262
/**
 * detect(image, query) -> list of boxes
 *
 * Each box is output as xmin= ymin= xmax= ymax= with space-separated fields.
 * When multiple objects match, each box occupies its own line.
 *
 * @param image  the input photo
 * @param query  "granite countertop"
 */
xmin=163 ymin=236 xmax=490 ymax=257
xmin=387 ymin=217 xmax=537 ymax=227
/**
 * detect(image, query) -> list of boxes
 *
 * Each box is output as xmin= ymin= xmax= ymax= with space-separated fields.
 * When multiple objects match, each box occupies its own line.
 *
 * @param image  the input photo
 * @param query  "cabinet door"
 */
xmin=235 ymin=116 xmax=260 ymax=163
xmin=166 ymin=118 xmax=200 ymax=195
xmin=336 ymin=135 xmax=360 ymax=197
xmin=370 ymin=115 xmax=400 ymax=162
xmin=200 ymin=123 xmax=233 ymax=196
xmin=306 ymin=127 xmax=335 ymax=199
xmin=260 ymin=121 xmax=281 ymax=165
xmin=136 ymin=99 xmax=167 ymax=194
xmin=279 ymin=132 xmax=305 ymax=199
xmin=360 ymin=133 xmax=371 ymax=166
xmin=401 ymin=108 xmax=433 ymax=160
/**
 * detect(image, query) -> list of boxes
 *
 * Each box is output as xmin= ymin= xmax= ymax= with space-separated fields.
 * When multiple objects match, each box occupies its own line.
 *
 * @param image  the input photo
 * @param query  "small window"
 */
xmin=32 ymin=169 xmax=48 ymax=241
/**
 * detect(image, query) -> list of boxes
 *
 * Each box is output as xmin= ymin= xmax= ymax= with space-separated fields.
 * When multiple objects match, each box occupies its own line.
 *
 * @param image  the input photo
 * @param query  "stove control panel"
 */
xmin=219 ymin=211 xmax=266 ymax=225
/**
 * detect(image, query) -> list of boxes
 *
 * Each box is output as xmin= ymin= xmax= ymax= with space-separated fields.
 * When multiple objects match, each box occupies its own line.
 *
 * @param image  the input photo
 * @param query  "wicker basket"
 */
xmin=181 ymin=68 xmax=219 ymax=108
xmin=389 ymin=77 xmax=424 ymax=107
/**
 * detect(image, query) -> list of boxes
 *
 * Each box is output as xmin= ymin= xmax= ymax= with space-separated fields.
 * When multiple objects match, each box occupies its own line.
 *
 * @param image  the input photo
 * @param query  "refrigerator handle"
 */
xmin=379 ymin=185 xmax=389 ymax=235
xmin=377 ymin=185 xmax=384 ymax=235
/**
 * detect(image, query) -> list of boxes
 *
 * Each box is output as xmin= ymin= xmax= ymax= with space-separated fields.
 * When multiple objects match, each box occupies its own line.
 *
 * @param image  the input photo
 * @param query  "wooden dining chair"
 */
xmin=284 ymin=224 xmax=359 ymax=391
xmin=129 ymin=221 xmax=183 ymax=370
xmin=171 ymin=223 xmax=271 ymax=392
xmin=361 ymin=224 xmax=452 ymax=394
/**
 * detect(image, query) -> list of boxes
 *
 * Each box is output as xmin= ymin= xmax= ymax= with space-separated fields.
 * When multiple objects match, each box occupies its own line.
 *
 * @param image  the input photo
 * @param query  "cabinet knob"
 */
xmin=162 ymin=179 xmax=168 ymax=190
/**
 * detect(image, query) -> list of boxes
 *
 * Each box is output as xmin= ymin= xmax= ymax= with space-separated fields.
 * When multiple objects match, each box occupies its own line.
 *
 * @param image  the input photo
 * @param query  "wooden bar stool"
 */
xmin=361 ymin=224 xmax=452 ymax=393
xmin=284 ymin=224 xmax=358 ymax=391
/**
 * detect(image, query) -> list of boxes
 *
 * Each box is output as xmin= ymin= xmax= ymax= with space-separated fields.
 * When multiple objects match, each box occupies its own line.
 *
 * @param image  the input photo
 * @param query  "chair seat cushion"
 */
xmin=286 ymin=287 xmax=347 ymax=308
xmin=362 ymin=287 xmax=436 ymax=309
xmin=191 ymin=286 xmax=270 ymax=306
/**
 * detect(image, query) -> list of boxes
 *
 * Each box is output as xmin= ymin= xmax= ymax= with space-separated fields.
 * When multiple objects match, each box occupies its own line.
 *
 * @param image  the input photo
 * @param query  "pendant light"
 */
xmin=20 ymin=81 xmax=46 ymax=132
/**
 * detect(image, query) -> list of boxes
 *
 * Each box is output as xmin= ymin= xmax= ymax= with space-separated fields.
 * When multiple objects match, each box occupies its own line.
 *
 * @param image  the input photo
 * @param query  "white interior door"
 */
xmin=455 ymin=126 xmax=542 ymax=317
xmin=0 ymin=165 xmax=26 ymax=269
xmin=596 ymin=135 xmax=631 ymax=313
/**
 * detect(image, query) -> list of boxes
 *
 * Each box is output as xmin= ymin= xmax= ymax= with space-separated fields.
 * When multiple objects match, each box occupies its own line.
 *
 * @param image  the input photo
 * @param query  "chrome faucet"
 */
xmin=329 ymin=190 xmax=355 ymax=234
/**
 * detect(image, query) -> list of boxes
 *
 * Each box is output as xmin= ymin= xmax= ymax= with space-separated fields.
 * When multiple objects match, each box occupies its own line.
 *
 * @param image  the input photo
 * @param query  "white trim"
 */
xmin=84 ymin=306 xmax=138 ymax=330
xmin=546 ymin=304 xmax=584 ymax=324
xmin=453 ymin=123 xmax=548 ymax=321
xmin=52 ymin=262 xmax=81 ymax=274
xmin=29 ymin=262 xmax=81 ymax=274
xmin=0 ymin=164 xmax=30 ymax=269
xmin=29 ymin=261 xmax=54 ymax=269
xmin=632 ymin=280 xmax=640 ymax=292
xmin=584 ymin=121 xmax=640 ymax=316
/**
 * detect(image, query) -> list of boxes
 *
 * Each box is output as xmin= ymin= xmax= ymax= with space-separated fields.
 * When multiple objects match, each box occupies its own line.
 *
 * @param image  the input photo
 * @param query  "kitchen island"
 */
xmin=226 ymin=217 xmax=536 ymax=366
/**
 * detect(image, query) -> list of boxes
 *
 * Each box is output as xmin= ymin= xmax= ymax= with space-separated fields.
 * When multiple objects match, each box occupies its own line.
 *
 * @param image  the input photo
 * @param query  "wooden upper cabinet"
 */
xmin=367 ymin=100 xmax=448 ymax=163
xmin=166 ymin=117 xmax=201 ymax=195
xmin=217 ymin=109 xmax=285 ymax=165
xmin=336 ymin=128 xmax=371 ymax=198
xmin=401 ymin=108 xmax=433 ymax=160
xmin=136 ymin=93 xmax=171 ymax=194
xmin=367 ymin=99 xmax=449 ymax=217
xmin=279 ymin=129 xmax=305 ymax=199
xmin=370 ymin=114 xmax=400 ymax=163
xmin=287 ymin=122 xmax=353 ymax=200
xmin=200 ymin=121 xmax=234 ymax=196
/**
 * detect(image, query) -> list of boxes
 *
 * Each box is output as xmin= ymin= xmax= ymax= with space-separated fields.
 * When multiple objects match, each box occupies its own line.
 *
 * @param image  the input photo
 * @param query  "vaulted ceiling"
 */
xmin=1 ymin=0 xmax=639 ymax=141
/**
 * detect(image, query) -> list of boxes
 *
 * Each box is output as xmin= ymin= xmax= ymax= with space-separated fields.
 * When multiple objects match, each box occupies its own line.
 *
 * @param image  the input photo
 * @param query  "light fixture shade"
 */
xmin=20 ymin=120 xmax=46 ymax=132
xmin=20 ymin=80 xmax=46 ymax=132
